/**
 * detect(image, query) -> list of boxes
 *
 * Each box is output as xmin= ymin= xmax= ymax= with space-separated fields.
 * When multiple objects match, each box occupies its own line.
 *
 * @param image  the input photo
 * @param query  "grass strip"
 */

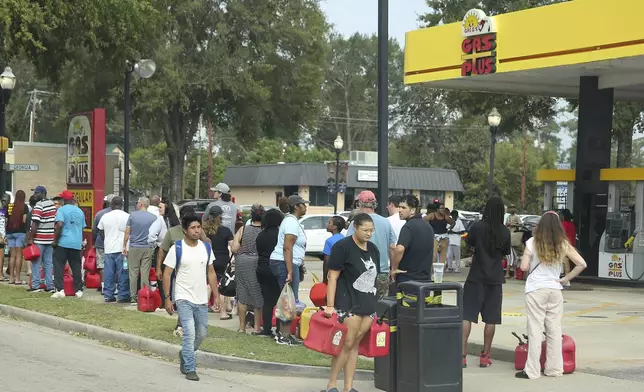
xmin=0 ymin=284 xmax=374 ymax=369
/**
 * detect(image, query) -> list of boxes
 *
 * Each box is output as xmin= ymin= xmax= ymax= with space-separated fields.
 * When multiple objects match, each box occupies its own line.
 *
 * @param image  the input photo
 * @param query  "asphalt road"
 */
xmin=2 ymin=316 xmax=643 ymax=392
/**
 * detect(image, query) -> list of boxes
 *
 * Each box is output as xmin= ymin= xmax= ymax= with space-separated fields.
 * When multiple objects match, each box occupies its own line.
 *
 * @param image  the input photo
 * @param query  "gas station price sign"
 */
xmin=67 ymin=115 xmax=92 ymax=185
xmin=70 ymin=189 xmax=94 ymax=233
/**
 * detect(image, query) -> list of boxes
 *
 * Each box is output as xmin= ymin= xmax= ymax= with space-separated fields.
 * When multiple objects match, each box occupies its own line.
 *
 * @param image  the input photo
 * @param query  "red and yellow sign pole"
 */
xmin=66 ymin=109 xmax=106 ymax=252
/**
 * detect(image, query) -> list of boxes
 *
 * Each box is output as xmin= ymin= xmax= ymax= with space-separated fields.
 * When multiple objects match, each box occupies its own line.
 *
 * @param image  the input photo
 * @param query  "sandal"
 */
xmin=13 ymin=281 xmax=26 ymax=285
xmin=236 ymin=329 xmax=246 ymax=334
xmin=220 ymin=314 xmax=233 ymax=320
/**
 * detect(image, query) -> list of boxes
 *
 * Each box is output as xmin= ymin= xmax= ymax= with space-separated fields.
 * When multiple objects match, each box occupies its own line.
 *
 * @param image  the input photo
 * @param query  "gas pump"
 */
xmin=597 ymin=169 xmax=644 ymax=281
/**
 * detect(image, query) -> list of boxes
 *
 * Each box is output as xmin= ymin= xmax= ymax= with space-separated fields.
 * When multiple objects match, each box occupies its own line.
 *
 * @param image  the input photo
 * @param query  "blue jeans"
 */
xmin=176 ymin=300 xmax=209 ymax=373
xmin=31 ymin=244 xmax=54 ymax=290
xmin=291 ymin=264 xmax=301 ymax=302
xmin=103 ymin=253 xmax=130 ymax=301
xmin=269 ymin=259 xmax=287 ymax=290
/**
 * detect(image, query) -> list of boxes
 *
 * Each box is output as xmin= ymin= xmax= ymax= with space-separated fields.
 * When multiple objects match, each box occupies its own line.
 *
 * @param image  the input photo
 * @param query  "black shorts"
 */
xmin=463 ymin=282 xmax=502 ymax=325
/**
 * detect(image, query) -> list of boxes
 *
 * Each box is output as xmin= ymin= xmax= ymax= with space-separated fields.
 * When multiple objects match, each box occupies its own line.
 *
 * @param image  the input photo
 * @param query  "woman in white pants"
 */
xmin=516 ymin=211 xmax=586 ymax=379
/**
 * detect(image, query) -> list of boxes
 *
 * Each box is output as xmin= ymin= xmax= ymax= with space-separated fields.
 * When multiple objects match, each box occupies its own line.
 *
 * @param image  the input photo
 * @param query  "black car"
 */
xmin=176 ymin=199 xmax=215 ymax=220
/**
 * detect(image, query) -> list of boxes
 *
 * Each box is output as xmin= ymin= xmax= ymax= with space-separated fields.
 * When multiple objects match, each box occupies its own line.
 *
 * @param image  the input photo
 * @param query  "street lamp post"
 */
xmin=487 ymin=107 xmax=502 ymax=197
xmin=123 ymin=59 xmax=156 ymax=211
xmin=0 ymin=67 xmax=16 ymax=196
xmin=333 ymin=135 xmax=344 ymax=215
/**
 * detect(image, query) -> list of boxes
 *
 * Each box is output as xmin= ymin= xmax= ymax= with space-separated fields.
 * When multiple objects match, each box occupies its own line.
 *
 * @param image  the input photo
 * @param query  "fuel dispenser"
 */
xmin=537 ymin=169 xmax=575 ymax=213
xmin=597 ymin=169 xmax=644 ymax=281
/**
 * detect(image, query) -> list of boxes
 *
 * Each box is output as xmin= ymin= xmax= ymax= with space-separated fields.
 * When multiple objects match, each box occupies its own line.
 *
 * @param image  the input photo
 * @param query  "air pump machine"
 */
xmin=597 ymin=168 xmax=644 ymax=281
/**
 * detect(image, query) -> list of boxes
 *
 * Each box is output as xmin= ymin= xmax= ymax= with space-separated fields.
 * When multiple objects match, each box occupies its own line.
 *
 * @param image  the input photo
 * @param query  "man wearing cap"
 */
xmin=92 ymin=194 xmax=115 ymax=292
xmin=205 ymin=183 xmax=237 ymax=233
xmin=345 ymin=190 xmax=396 ymax=296
xmin=51 ymin=190 xmax=86 ymax=298
xmin=25 ymin=185 xmax=57 ymax=293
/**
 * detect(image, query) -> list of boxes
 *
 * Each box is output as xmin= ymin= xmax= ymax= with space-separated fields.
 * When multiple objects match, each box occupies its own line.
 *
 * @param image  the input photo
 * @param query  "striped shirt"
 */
xmin=32 ymin=199 xmax=57 ymax=244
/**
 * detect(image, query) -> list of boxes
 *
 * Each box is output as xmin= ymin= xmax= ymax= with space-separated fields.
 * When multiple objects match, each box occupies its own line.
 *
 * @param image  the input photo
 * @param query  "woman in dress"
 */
xmin=324 ymin=213 xmax=380 ymax=392
xmin=516 ymin=211 xmax=586 ymax=379
xmin=202 ymin=205 xmax=234 ymax=320
xmin=255 ymin=208 xmax=284 ymax=337
xmin=231 ymin=204 xmax=265 ymax=334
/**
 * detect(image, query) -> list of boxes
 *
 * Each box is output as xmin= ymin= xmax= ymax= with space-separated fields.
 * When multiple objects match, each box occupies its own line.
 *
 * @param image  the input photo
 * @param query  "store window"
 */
xmin=309 ymin=186 xmax=332 ymax=206
xmin=420 ymin=191 xmax=445 ymax=209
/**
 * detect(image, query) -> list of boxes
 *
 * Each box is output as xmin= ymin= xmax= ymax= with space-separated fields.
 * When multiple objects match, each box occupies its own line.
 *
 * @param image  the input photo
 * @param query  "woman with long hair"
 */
xmin=203 ymin=205 xmax=234 ymax=319
xmin=231 ymin=204 xmax=264 ymax=333
xmin=516 ymin=211 xmax=586 ymax=379
xmin=462 ymin=196 xmax=511 ymax=369
xmin=269 ymin=195 xmax=308 ymax=345
xmin=6 ymin=190 xmax=28 ymax=284
xmin=324 ymin=213 xmax=380 ymax=392
xmin=255 ymin=209 xmax=284 ymax=337
xmin=160 ymin=199 xmax=180 ymax=228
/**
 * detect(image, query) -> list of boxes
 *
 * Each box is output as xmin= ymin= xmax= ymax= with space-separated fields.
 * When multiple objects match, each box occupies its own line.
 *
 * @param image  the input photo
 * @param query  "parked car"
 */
xmin=521 ymin=215 xmax=541 ymax=231
xmin=176 ymin=199 xmax=215 ymax=220
xmin=300 ymin=214 xmax=347 ymax=254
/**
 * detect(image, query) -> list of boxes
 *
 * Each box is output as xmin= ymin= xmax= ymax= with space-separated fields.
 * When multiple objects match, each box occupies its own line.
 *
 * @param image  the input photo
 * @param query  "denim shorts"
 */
xmin=6 ymin=233 xmax=26 ymax=248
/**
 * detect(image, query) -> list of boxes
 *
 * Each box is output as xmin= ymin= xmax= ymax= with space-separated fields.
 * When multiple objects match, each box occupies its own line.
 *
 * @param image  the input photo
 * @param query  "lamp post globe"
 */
xmin=334 ymin=135 xmax=344 ymax=151
xmin=0 ymin=67 xmax=16 ymax=91
xmin=488 ymin=107 xmax=502 ymax=127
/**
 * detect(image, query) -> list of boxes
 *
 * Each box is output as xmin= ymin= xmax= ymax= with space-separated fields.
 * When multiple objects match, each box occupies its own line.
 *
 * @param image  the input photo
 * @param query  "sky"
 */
xmin=319 ymin=0 xmax=575 ymax=154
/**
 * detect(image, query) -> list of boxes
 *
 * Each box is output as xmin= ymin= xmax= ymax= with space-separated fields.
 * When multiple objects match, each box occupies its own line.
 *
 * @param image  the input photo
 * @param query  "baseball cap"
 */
xmin=208 ymin=205 xmax=223 ymax=217
xmin=104 ymin=193 xmax=116 ymax=203
xmin=358 ymin=190 xmax=377 ymax=204
xmin=210 ymin=183 xmax=230 ymax=194
xmin=287 ymin=195 xmax=309 ymax=206
xmin=32 ymin=185 xmax=47 ymax=194
xmin=58 ymin=190 xmax=74 ymax=200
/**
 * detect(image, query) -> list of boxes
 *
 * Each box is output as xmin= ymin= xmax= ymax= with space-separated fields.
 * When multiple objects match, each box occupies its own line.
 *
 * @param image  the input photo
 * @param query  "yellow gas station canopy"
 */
xmin=404 ymin=0 xmax=644 ymax=101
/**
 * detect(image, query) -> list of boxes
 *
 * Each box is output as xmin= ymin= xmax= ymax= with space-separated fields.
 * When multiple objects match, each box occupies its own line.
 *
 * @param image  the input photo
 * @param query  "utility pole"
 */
xmin=521 ymin=127 xmax=528 ymax=210
xmin=26 ymin=89 xmax=56 ymax=142
xmin=195 ymin=120 xmax=202 ymax=198
xmin=208 ymin=121 xmax=214 ymax=198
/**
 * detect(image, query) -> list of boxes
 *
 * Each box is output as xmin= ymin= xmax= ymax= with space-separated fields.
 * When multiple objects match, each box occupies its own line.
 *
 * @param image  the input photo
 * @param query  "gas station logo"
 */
xmin=67 ymin=115 xmax=92 ymax=185
xmin=461 ymin=9 xmax=497 ymax=77
xmin=608 ymin=254 xmax=624 ymax=278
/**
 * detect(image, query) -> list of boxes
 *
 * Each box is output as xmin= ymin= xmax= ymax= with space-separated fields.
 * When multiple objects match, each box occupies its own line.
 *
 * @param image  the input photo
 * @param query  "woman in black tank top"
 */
xmin=424 ymin=202 xmax=454 ymax=265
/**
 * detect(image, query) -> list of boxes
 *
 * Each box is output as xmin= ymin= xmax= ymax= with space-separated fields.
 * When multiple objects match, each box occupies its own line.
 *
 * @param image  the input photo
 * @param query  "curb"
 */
xmin=0 ymin=304 xmax=373 ymax=380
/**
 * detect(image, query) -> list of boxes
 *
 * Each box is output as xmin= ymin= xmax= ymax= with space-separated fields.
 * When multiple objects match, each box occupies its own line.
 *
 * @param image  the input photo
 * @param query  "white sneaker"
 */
xmin=51 ymin=290 xmax=65 ymax=299
xmin=75 ymin=290 xmax=83 ymax=298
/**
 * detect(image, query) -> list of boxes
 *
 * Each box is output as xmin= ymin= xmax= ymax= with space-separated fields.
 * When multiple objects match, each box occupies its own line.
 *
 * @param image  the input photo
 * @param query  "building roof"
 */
xmin=224 ymin=163 xmax=464 ymax=192
xmin=106 ymin=144 xmax=122 ymax=154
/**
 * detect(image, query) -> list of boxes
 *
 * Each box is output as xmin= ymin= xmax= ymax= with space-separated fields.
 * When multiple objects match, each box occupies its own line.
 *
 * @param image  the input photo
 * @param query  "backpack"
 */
xmin=169 ymin=240 xmax=212 ymax=304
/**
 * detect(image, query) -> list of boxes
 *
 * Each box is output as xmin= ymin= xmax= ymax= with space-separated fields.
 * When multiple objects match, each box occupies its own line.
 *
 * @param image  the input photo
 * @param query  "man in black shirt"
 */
xmin=391 ymin=194 xmax=434 ymax=284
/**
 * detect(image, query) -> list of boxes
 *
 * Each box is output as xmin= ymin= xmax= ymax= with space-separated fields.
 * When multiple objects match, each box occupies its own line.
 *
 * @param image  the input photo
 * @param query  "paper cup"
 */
xmin=433 ymin=263 xmax=444 ymax=283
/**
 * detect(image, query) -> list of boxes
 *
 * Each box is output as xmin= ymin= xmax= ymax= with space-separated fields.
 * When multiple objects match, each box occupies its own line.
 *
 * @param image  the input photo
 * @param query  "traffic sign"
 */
xmin=3 ymin=164 xmax=39 ymax=171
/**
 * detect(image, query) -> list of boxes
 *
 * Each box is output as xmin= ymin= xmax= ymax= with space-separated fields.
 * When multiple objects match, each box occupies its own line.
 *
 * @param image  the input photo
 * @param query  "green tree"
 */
xmin=613 ymin=102 xmax=644 ymax=168
xmin=239 ymin=138 xmax=339 ymax=165
xmin=130 ymin=143 xmax=170 ymax=191
xmin=313 ymin=33 xmax=404 ymax=151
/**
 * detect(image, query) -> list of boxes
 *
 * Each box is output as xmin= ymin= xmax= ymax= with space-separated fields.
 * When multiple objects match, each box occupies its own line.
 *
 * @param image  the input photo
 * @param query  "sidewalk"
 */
xmin=18 ymin=259 xmax=644 ymax=382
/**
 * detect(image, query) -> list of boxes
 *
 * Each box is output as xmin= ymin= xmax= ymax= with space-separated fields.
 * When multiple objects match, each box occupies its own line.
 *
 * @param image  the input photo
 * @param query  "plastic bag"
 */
xmin=275 ymin=284 xmax=297 ymax=322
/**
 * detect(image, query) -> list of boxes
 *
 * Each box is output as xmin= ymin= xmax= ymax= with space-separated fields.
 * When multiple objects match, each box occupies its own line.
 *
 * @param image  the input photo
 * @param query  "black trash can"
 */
xmin=396 ymin=282 xmax=463 ymax=392
xmin=374 ymin=296 xmax=398 ymax=392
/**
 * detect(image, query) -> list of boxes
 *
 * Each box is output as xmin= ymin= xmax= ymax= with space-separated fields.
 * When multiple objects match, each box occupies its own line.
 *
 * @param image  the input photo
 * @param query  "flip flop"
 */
xmin=13 ymin=281 xmax=26 ymax=285
xmin=220 ymin=314 xmax=233 ymax=320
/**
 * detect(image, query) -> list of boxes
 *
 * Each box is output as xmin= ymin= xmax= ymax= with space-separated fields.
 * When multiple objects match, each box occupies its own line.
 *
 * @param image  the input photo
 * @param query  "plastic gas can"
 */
xmin=304 ymin=311 xmax=347 ymax=356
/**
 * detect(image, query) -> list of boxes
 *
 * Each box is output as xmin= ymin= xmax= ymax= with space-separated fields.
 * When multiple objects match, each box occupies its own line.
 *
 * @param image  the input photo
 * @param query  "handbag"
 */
xmin=218 ymin=263 xmax=237 ymax=296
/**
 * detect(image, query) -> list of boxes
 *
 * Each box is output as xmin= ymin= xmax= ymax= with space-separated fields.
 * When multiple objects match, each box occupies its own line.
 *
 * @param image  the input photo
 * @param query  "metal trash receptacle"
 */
xmin=374 ymin=296 xmax=398 ymax=391
xmin=396 ymin=282 xmax=463 ymax=392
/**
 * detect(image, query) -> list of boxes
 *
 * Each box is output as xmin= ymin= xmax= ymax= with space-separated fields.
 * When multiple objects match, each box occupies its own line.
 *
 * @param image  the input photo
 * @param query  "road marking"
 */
xmin=616 ymin=315 xmax=642 ymax=324
xmin=564 ymin=302 xmax=617 ymax=318
xmin=502 ymin=312 xmax=524 ymax=317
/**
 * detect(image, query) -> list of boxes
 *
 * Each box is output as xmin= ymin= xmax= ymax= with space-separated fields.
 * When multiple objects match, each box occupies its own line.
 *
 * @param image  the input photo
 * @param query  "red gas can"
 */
xmin=514 ymin=333 xmax=576 ymax=374
xmin=540 ymin=334 xmax=576 ymax=374
xmin=151 ymin=287 xmax=163 ymax=310
xmin=23 ymin=244 xmax=41 ymax=261
xmin=289 ymin=315 xmax=301 ymax=338
xmin=137 ymin=286 xmax=157 ymax=312
xmin=515 ymin=268 xmax=525 ymax=280
xmin=304 ymin=311 xmax=347 ymax=356
xmin=310 ymin=282 xmax=327 ymax=307
xmin=85 ymin=272 xmax=101 ymax=289
xmin=358 ymin=318 xmax=390 ymax=357
xmin=63 ymin=274 xmax=75 ymax=296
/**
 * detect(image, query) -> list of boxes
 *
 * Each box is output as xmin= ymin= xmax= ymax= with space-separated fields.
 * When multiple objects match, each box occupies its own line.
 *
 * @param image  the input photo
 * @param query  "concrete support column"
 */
xmin=574 ymin=76 xmax=613 ymax=277
xmin=543 ymin=182 xmax=555 ymax=212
